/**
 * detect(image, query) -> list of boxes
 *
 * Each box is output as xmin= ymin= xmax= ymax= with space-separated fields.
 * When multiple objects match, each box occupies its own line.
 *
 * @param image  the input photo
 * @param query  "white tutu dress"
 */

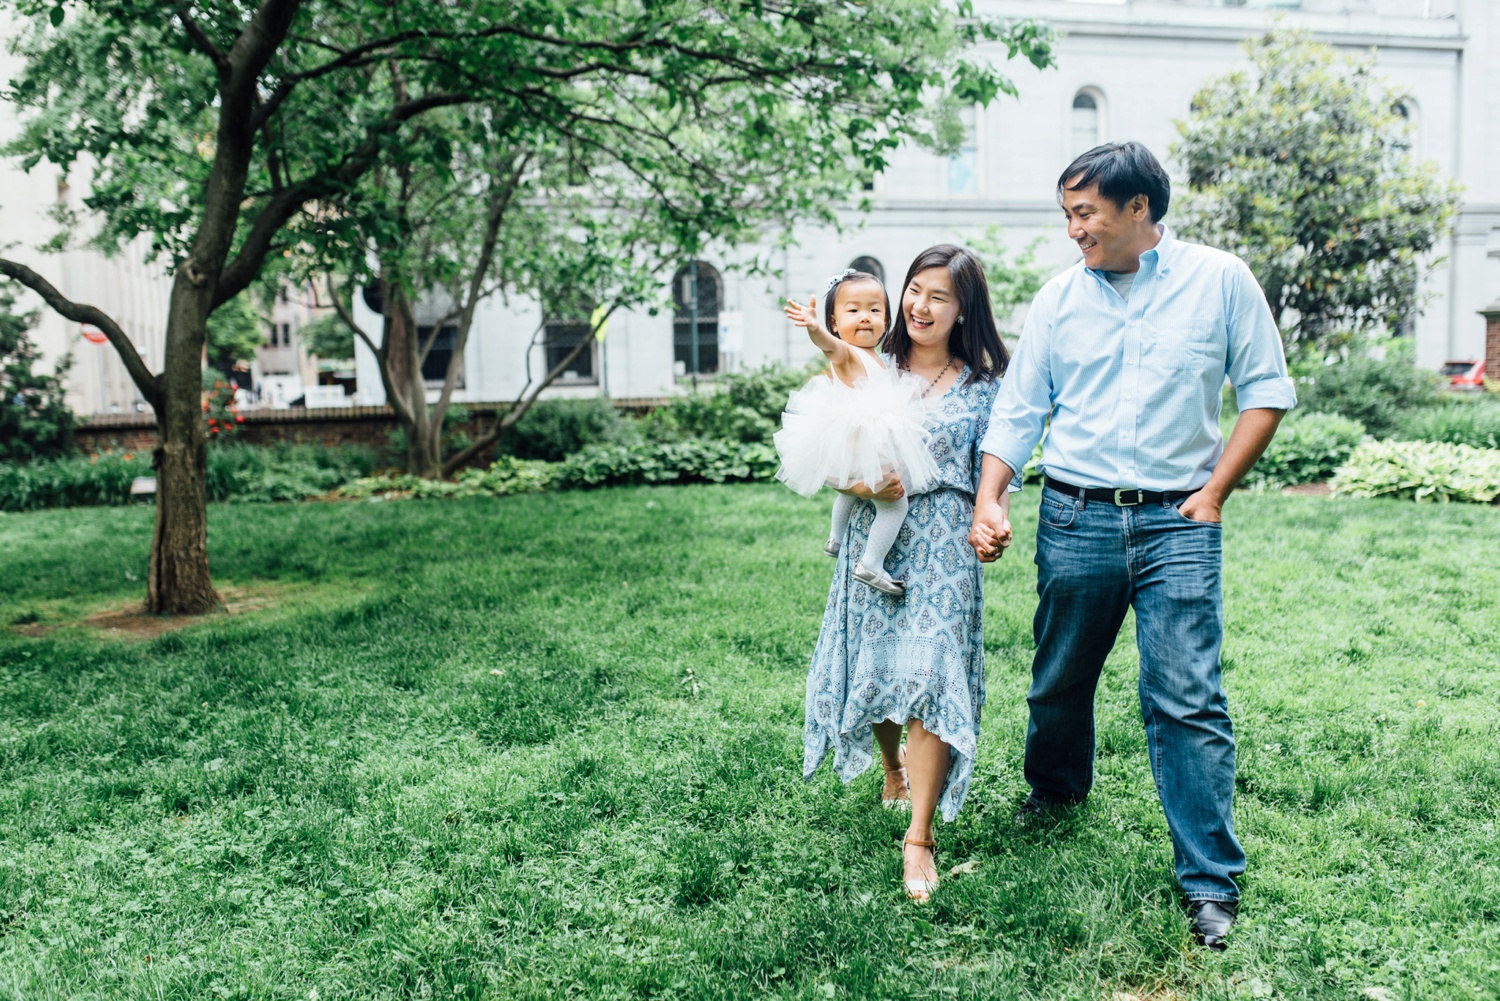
xmin=774 ymin=349 xmax=940 ymax=498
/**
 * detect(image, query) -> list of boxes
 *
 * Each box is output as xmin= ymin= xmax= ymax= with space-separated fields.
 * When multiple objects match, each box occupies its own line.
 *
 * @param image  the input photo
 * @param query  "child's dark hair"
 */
xmin=883 ymin=245 xmax=1009 ymax=383
xmin=822 ymin=270 xmax=890 ymax=338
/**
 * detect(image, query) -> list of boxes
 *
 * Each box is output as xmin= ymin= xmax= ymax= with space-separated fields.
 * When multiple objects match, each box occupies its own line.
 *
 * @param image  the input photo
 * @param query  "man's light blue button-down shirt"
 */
xmin=980 ymin=225 xmax=1296 ymax=492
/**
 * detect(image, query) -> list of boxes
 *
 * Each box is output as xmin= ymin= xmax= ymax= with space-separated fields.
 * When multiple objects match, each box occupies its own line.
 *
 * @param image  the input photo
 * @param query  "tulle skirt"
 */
xmin=774 ymin=367 xmax=939 ymax=497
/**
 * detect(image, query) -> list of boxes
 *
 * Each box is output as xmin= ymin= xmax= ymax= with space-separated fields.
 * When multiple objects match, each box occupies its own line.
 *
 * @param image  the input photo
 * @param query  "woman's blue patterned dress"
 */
xmin=803 ymin=365 xmax=999 ymax=822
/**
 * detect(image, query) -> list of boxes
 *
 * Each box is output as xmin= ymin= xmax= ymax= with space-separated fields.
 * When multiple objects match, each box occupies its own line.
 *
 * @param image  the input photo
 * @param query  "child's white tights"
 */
xmin=829 ymin=492 xmax=909 ymax=574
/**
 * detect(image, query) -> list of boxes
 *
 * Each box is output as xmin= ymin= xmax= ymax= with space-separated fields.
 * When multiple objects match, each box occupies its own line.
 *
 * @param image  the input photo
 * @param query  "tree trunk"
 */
xmin=384 ymin=284 xmax=442 ymax=478
xmin=147 ymin=279 xmax=222 ymax=615
xmin=406 ymin=427 xmax=441 ymax=479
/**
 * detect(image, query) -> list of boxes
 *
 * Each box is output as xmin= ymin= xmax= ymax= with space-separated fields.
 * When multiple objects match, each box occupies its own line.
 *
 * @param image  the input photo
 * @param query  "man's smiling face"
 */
xmin=1060 ymin=178 xmax=1150 ymax=274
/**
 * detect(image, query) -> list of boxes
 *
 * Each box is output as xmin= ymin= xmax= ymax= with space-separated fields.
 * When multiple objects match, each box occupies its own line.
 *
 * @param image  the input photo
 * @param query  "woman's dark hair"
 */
xmin=1057 ymin=141 xmax=1171 ymax=222
xmin=822 ymin=270 xmax=890 ymax=338
xmin=883 ymin=245 xmax=1009 ymax=383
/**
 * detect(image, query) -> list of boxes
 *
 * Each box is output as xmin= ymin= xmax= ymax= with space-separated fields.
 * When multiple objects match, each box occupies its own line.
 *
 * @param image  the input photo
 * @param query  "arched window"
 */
xmin=544 ymin=310 xmax=597 ymax=383
xmin=1071 ymin=90 xmax=1102 ymax=156
xmin=848 ymin=256 xmax=885 ymax=284
xmin=672 ymin=261 xmax=721 ymax=376
xmin=1393 ymin=99 xmax=1419 ymax=155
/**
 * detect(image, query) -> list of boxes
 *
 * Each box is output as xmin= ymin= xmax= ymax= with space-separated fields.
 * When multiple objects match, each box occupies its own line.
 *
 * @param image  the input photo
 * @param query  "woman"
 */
xmin=802 ymin=245 xmax=1014 ymax=901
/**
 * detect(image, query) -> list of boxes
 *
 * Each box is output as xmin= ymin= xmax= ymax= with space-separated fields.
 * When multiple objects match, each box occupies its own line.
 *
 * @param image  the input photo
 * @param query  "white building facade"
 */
xmin=354 ymin=0 xmax=1496 ymax=408
xmin=6 ymin=0 xmax=1495 ymax=416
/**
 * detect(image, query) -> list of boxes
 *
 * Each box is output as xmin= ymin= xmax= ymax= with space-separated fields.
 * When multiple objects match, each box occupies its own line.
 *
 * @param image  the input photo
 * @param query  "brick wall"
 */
xmin=72 ymin=398 xmax=671 ymax=457
xmin=1485 ymin=299 xmax=1500 ymax=392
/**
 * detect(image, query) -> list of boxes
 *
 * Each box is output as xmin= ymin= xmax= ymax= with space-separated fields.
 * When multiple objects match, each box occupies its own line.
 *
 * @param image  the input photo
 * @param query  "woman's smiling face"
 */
xmin=902 ymin=267 xmax=959 ymax=349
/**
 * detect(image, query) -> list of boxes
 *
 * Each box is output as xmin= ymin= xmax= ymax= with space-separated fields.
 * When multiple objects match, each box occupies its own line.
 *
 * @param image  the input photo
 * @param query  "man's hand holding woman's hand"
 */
xmin=969 ymin=500 xmax=1011 ymax=563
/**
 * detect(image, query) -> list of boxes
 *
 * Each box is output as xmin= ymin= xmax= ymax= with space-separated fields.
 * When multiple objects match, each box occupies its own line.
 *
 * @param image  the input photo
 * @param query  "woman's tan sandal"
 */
xmin=903 ymin=836 xmax=938 ymax=902
xmin=881 ymin=745 xmax=910 ymax=811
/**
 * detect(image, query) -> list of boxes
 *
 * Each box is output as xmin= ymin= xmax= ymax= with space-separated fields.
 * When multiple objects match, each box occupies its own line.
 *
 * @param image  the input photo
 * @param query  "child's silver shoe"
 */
xmin=823 ymin=540 xmax=841 ymax=558
xmin=854 ymin=561 xmax=906 ymax=597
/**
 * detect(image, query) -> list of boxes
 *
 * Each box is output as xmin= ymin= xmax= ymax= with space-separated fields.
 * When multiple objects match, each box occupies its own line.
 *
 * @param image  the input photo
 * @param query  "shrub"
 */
xmin=0 ymin=287 xmax=74 ymax=462
xmin=1294 ymin=352 xmax=1440 ymax=439
xmin=503 ymin=397 xmax=637 ymax=461
xmin=1242 ymin=412 xmax=1367 ymax=489
xmin=457 ymin=455 xmax=558 ymax=495
xmin=336 ymin=441 xmax=777 ymax=500
xmin=338 ymin=456 xmax=559 ymax=501
xmin=202 ymin=370 xmax=244 ymax=441
xmin=1332 ymin=440 xmax=1500 ymax=504
xmin=0 ymin=443 xmax=379 ymax=512
xmin=0 ymin=451 xmax=147 ymax=511
xmin=1395 ymin=401 xmax=1500 ymax=450
xmin=557 ymin=439 xmax=779 ymax=488
xmin=205 ymin=443 xmax=379 ymax=503
xmin=639 ymin=363 xmax=818 ymax=445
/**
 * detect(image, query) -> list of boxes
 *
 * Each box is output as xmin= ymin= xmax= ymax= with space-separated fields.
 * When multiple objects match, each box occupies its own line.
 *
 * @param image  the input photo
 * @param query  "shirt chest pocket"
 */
xmin=1142 ymin=321 xmax=1225 ymax=377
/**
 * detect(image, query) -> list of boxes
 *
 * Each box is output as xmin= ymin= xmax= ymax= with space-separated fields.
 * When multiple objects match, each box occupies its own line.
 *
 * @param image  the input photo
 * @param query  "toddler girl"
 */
xmin=774 ymin=269 xmax=939 ymax=596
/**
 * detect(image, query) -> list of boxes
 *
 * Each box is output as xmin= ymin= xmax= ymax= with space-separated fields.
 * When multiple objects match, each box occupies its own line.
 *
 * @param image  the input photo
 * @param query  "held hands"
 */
xmin=968 ymin=501 xmax=1012 ymax=562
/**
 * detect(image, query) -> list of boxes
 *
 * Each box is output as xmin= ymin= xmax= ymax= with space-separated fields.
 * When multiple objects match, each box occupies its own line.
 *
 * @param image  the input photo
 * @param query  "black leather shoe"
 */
xmin=1011 ymin=796 xmax=1047 ymax=826
xmin=1188 ymin=899 xmax=1237 ymax=951
xmin=1011 ymin=795 xmax=1080 ymax=827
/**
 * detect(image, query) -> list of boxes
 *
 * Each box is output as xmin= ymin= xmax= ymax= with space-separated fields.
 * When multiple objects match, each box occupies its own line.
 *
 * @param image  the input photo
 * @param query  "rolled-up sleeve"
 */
xmin=980 ymin=290 xmax=1055 ymax=480
xmin=1226 ymin=260 xmax=1297 ymax=412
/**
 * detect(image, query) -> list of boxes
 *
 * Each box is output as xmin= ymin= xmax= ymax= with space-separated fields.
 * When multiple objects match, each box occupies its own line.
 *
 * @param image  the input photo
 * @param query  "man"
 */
xmin=969 ymin=142 xmax=1294 ymax=950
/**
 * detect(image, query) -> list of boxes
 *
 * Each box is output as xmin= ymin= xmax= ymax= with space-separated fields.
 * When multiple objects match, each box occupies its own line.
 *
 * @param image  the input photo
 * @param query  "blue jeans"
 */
xmin=1027 ymin=485 xmax=1245 ymax=902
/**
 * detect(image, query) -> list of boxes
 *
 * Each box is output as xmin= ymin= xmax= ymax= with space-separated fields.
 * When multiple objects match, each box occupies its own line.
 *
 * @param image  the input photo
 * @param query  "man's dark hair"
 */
xmin=1057 ymin=142 xmax=1171 ymax=222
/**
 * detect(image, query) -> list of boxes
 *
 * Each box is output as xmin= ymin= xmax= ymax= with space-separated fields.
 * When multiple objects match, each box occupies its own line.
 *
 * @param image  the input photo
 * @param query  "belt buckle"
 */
xmin=1113 ymin=488 xmax=1144 ymax=507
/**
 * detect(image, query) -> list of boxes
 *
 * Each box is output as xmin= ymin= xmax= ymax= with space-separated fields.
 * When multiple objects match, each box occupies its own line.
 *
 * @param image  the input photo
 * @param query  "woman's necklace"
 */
xmin=904 ymin=354 xmax=955 ymax=398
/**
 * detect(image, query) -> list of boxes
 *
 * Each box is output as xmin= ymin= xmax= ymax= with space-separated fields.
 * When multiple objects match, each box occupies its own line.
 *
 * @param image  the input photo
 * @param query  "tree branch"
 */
xmin=216 ymin=92 xmax=472 ymax=306
xmin=429 ymin=161 xmax=522 ymax=433
xmin=177 ymin=8 xmax=231 ymax=81
xmin=226 ymin=0 xmax=305 ymax=103
xmin=442 ymin=306 xmax=616 ymax=475
xmin=251 ymin=12 xmax=832 ymax=132
xmin=0 ymin=257 xmax=162 ymax=410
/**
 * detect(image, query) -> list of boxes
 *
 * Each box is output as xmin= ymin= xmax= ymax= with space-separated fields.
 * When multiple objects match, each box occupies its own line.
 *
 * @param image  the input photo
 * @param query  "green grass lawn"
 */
xmin=1 ymin=486 xmax=1497 ymax=1000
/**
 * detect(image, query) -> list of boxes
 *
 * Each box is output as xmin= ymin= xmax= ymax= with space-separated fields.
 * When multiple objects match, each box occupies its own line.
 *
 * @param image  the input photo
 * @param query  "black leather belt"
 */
xmin=1044 ymin=476 xmax=1192 ymax=507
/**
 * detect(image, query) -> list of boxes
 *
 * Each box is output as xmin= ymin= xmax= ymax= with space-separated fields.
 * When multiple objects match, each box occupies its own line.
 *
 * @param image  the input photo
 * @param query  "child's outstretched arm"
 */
xmin=784 ymin=296 xmax=840 ymax=353
xmin=784 ymin=296 xmax=864 ymax=386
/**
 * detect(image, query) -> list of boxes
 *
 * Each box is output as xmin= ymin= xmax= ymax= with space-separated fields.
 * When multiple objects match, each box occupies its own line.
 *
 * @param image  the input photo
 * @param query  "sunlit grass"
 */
xmin=1 ymin=487 xmax=1496 ymax=999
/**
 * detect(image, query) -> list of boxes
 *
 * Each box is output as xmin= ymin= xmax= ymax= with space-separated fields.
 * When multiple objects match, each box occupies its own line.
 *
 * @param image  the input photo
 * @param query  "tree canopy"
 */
xmin=0 ymin=0 xmax=1054 ymax=610
xmin=1172 ymin=30 xmax=1459 ymax=355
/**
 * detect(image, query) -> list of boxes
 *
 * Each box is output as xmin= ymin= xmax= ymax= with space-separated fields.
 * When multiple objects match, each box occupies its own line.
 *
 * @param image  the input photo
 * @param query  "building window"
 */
xmin=1072 ymin=90 xmax=1102 ymax=156
xmin=672 ymin=261 xmax=721 ymax=376
xmin=544 ymin=315 xmax=598 ymax=383
xmin=418 ymin=324 xmax=463 ymax=388
xmin=267 ymin=322 xmax=292 ymax=347
xmin=848 ymin=256 xmax=885 ymax=284
xmin=947 ymin=105 xmax=979 ymax=196
xmin=1393 ymin=100 xmax=1419 ymax=156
